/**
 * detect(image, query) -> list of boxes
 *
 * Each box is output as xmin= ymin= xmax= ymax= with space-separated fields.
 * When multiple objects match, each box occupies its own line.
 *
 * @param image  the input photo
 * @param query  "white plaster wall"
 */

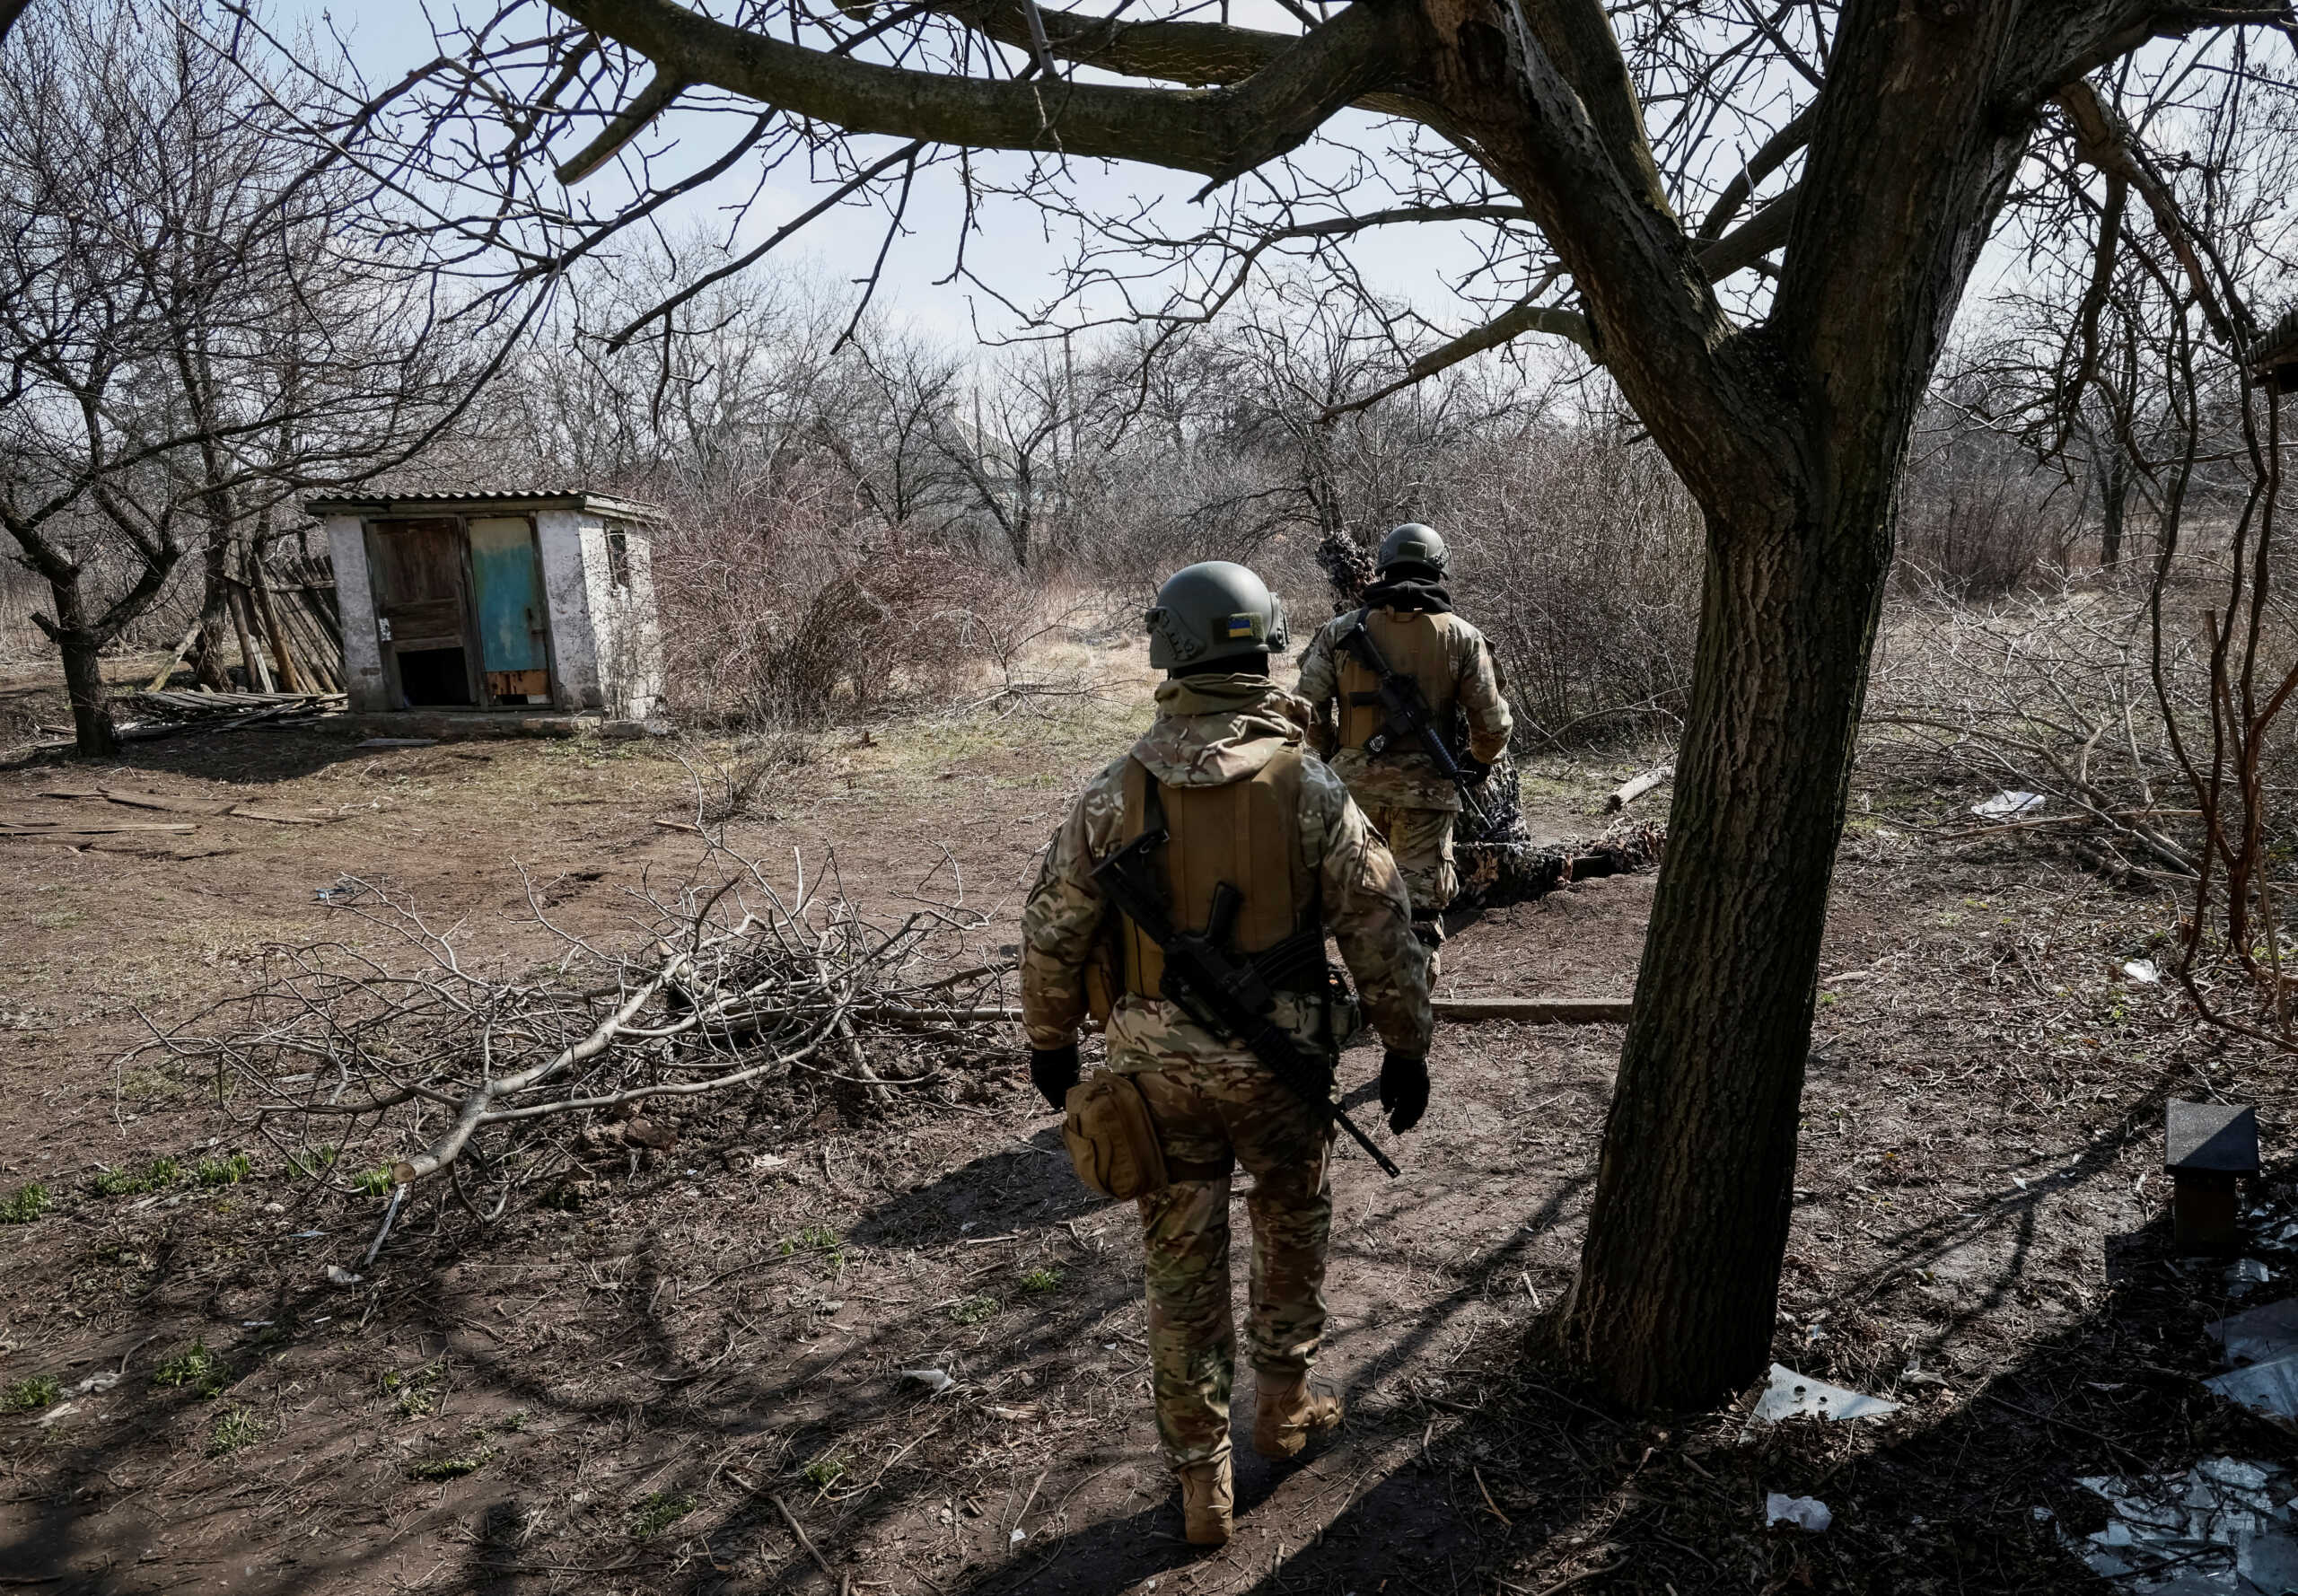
xmin=326 ymin=515 xmax=391 ymax=713
xmin=622 ymin=524 xmax=665 ymax=716
xmin=535 ymin=509 xmax=605 ymax=710
xmin=589 ymin=519 xmax=665 ymax=718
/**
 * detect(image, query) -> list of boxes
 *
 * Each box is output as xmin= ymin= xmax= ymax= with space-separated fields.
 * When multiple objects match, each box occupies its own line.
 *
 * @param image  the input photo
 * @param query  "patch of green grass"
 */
xmin=408 ymin=1446 xmax=492 ymax=1480
xmin=381 ymin=1361 xmax=444 ymax=1418
xmin=1 ymin=1374 xmax=61 ymax=1414
xmin=196 ymin=1153 xmax=252 ymax=1187
xmin=207 ymin=1406 xmax=261 ymax=1456
xmin=630 ymin=1490 xmax=696 ymax=1539
xmin=92 ymin=1157 xmax=180 ymax=1197
xmin=1020 ymin=1267 xmax=1064 ymax=1294
xmin=0 ymin=1183 xmax=50 ymax=1224
xmin=802 ymin=1456 xmax=847 ymax=1490
xmin=353 ymin=1165 xmax=392 ymax=1197
xmin=153 ymin=1339 xmax=230 ymax=1399
xmin=948 ymin=1294 xmax=998 ymax=1325
xmin=780 ymin=1225 xmax=846 ymax=1272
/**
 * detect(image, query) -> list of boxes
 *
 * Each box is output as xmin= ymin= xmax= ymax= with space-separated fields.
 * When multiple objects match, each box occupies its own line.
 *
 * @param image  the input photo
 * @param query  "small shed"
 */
xmin=2254 ymin=307 xmax=2298 ymax=394
xmin=307 ymin=489 xmax=665 ymax=719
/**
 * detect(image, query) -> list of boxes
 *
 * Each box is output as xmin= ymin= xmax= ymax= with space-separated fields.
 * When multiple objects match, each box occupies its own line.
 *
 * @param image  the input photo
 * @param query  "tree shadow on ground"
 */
xmin=5 ymin=1052 xmax=2271 ymax=1596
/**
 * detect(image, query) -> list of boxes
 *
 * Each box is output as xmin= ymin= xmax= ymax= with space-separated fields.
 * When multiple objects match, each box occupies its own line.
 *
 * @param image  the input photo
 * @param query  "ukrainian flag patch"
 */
xmin=1224 ymin=613 xmax=1259 ymax=641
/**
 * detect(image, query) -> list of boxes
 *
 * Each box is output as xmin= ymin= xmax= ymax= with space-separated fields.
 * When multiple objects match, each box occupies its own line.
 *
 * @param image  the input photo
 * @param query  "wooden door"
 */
xmin=366 ymin=518 xmax=475 ymax=706
xmin=467 ymin=516 xmax=552 ymax=701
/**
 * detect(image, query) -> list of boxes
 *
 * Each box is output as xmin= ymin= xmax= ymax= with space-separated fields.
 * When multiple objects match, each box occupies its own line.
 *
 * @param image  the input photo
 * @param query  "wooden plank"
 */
xmin=0 ymin=822 xmax=197 ymax=837
xmin=1429 ymin=996 xmax=1635 ymax=1023
xmin=145 ymin=622 xmax=201 ymax=691
xmin=847 ymin=996 xmax=1636 ymax=1026
xmin=226 ymin=805 xmax=337 ymax=826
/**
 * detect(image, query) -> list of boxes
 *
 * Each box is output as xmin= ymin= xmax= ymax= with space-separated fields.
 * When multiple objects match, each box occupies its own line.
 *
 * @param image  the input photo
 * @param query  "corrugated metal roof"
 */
xmin=306 ymin=486 xmax=665 ymax=520
xmin=2254 ymin=306 xmax=2298 ymax=372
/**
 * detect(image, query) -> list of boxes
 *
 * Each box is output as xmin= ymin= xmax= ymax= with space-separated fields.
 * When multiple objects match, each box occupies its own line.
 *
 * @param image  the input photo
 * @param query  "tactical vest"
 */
xmin=1117 ymin=750 xmax=1320 ymax=999
xmin=1338 ymin=609 xmax=1456 ymax=754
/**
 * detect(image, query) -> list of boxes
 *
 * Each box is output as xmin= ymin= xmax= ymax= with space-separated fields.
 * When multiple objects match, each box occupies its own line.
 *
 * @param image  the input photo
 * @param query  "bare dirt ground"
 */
xmin=2 ymin=643 xmax=2292 ymax=1596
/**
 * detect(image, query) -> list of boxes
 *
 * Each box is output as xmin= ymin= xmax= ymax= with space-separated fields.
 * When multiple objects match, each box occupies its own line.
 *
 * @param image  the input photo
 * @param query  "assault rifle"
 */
xmin=1338 ymin=609 xmax=1495 ymax=837
xmin=1092 ymin=833 xmax=1402 ymax=1179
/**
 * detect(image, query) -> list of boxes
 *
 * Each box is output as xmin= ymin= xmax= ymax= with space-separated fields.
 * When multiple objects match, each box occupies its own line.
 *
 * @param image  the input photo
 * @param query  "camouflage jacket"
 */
xmin=1294 ymin=607 xmax=1513 ymax=811
xmin=1020 ymin=672 xmax=1434 ymax=1065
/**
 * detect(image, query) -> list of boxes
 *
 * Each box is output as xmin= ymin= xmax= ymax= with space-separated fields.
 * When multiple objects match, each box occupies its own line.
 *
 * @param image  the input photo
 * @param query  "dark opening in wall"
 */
xmin=398 ymin=646 xmax=472 ymax=706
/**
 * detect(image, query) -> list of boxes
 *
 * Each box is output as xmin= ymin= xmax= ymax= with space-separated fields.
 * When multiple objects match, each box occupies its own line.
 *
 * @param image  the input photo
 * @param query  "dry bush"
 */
xmin=1451 ymin=426 xmax=1702 ymax=748
xmin=1863 ymin=574 xmax=2206 ymax=881
xmin=1894 ymin=424 xmax=2079 ymax=597
xmin=644 ymin=463 xmax=1037 ymax=730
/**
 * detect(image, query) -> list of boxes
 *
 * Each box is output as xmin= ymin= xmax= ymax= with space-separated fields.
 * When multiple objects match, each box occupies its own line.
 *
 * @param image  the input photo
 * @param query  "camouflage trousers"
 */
xmin=1365 ymin=804 xmax=1456 ymax=917
xmin=1124 ymin=1052 xmax=1334 ymax=1470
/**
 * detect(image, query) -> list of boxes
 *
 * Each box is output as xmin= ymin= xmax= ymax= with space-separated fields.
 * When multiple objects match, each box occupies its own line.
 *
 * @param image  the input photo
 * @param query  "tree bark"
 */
xmin=193 ymin=535 xmax=237 ymax=691
xmin=45 ymin=573 xmax=118 ymax=758
xmin=1558 ymin=480 xmax=1892 ymax=1406
xmin=2101 ymin=442 xmax=2130 ymax=566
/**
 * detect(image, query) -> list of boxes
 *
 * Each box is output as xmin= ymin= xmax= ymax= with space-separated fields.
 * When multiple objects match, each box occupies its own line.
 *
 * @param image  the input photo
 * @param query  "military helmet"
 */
xmin=1375 ymin=522 xmax=1449 ymax=575
xmin=1145 ymin=560 xmax=1290 ymax=671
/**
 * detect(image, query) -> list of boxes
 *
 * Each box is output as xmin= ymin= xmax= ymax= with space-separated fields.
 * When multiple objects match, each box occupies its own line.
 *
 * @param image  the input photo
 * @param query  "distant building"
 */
xmin=306 ymin=488 xmax=664 ymax=719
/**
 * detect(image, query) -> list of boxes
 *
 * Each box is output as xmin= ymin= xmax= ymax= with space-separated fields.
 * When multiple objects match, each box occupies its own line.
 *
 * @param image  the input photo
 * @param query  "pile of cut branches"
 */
xmin=122 ymin=846 xmax=1008 ymax=1215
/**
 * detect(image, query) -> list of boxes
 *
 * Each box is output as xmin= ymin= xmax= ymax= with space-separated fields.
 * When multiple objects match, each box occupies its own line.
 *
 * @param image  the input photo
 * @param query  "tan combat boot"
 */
xmin=1253 ymin=1375 xmax=1344 ymax=1460
xmin=1178 ymin=1457 xmax=1232 ymax=1546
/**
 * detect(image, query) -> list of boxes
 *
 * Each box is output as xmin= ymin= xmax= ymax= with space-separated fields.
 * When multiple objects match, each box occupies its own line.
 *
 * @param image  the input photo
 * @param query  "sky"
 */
xmin=294 ymin=2 xmax=1510 ymax=352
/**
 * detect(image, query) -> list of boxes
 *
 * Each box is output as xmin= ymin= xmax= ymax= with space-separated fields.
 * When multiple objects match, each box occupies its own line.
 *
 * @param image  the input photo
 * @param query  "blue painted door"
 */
xmin=467 ymin=516 xmax=549 ymax=697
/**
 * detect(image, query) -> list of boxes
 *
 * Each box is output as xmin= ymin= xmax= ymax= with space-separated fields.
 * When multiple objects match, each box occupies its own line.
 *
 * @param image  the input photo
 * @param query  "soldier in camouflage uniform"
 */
xmin=1295 ymin=523 xmax=1513 ymax=950
xmin=1021 ymin=560 xmax=1434 ymax=1548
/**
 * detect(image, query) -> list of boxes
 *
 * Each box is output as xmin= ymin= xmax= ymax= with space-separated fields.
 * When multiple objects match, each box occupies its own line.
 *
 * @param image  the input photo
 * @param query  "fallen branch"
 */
xmin=1604 ymin=762 xmax=1673 ymax=812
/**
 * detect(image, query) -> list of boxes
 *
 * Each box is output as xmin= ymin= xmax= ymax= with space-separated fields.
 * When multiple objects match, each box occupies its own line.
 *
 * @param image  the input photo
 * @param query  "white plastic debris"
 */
xmin=1010 ymin=1529 xmax=1027 ymax=1544
xmin=1766 ymin=1494 xmax=1831 ymax=1532
xmin=35 ymin=1401 xmax=78 ymax=1427
xmin=2228 ymin=1258 xmax=2274 ymax=1297
xmin=2070 ymin=1458 xmax=2298 ymax=1592
xmin=2123 ymin=959 xmax=2162 ymax=984
xmin=1742 ymin=1364 xmax=1901 ymax=1439
xmin=324 ymin=1264 xmax=362 ymax=1287
xmin=2207 ymin=1302 xmax=2298 ymax=1434
xmin=1972 ymin=790 xmax=2046 ymax=820
xmin=900 ymin=1367 xmax=955 ymax=1394
xmin=67 ymin=1372 xmax=118 ymax=1397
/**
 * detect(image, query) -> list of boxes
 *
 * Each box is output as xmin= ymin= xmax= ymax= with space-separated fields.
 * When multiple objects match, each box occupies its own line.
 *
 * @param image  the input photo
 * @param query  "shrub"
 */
xmin=153 ymin=1340 xmax=229 ymax=1398
xmin=93 ymin=1158 xmax=180 ymax=1197
xmin=1 ymin=1374 xmax=60 ymax=1413
xmin=0 ymin=1184 xmax=49 ymax=1224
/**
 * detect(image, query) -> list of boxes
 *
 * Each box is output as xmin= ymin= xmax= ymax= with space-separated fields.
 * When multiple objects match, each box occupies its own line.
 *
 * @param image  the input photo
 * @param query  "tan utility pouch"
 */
xmin=1061 ymin=1069 xmax=1169 ymax=1201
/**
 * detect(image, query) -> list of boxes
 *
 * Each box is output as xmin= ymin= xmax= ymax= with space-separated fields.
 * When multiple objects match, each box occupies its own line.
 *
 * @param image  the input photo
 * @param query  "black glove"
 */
xmin=1379 ymin=1049 xmax=1429 ymax=1134
xmin=1460 ymin=756 xmax=1492 ymax=787
xmin=1029 ymin=1044 xmax=1081 ymax=1112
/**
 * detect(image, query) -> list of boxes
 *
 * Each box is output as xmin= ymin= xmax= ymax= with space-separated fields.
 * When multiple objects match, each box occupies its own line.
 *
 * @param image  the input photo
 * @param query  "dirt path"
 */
xmin=4 ymin=656 xmax=2291 ymax=1595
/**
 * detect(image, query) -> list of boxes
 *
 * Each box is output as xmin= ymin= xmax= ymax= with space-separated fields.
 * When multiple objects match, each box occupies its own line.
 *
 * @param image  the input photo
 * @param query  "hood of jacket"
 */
xmin=1131 ymin=673 xmax=1313 ymax=787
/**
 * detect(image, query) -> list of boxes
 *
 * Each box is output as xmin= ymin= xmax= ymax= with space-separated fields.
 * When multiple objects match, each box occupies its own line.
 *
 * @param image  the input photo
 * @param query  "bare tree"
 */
xmin=285 ymin=0 xmax=2298 ymax=1406
xmin=0 ymin=1 xmax=496 ymax=752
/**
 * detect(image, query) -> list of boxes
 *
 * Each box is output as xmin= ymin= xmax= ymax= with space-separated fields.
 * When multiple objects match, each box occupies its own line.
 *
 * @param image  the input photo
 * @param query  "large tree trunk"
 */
xmin=46 ymin=573 xmax=119 ymax=758
xmin=193 ymin=533 xmax=237 ymax=690
xmin=1558 ymin=462 xmax=1897 ymax=1407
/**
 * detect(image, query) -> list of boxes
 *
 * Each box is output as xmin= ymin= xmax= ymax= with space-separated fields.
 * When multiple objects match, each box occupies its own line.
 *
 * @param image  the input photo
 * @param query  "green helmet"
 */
xmin=1376 ymin=522 xmax=1449 ymax=575
xmin=1145 ymin=560 xmax=1290 ymax=671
